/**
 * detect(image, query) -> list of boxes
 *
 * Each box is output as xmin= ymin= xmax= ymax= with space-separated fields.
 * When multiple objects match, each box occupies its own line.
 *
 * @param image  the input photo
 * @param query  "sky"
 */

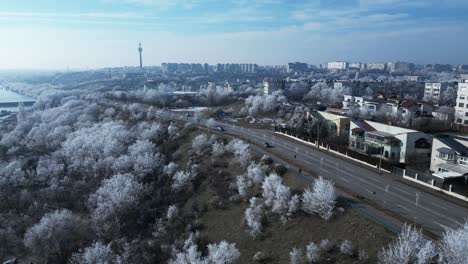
xmin=1 ymin=0 xmax=468 ymax=69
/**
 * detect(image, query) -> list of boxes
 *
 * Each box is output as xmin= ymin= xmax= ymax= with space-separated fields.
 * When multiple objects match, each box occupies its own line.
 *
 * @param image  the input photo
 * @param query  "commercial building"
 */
xmin=349 ymin=120 xmax=432 ymax=164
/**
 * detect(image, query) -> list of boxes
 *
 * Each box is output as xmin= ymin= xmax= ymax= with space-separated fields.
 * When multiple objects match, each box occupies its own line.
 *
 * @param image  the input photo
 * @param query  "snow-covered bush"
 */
xmin=302 ymin=176 xmax=337 ymax=220
xmin=378 ymin=224 xmax=431 ymax=264
xmin=262 ymin=173 xmax=291 ymax=215
xmin=306 ymin=242 xmax=320 ymax=263
xmin=319 ymin=239 xmax=333 ymax=252
xmin=340 ymin=240 xmax=353 ymax=256
xmin=227 ymin=139 xmax=251 ymax=168
xmin=289 ymin=247 xmax=302 ymax=264
xmin=172 ymin=170 xmax=195 ymax=191
xmin=192 ymin=134 xmax=210 ymax=153
xmin=244 ymin=197 xmax=263 ymax=238
xmin=438 ymin=222 xmax=468 ymax=264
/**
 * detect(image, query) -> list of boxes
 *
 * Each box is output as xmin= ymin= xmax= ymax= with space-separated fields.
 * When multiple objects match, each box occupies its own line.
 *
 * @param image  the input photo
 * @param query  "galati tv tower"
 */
xmin=138 ymin=42 xmax=143 ymax=69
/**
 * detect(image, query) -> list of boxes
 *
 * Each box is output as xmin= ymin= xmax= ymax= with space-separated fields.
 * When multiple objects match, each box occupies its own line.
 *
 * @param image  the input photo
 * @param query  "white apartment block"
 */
xmin=424 ymin=82 xmax=445 ymax=102
xmin=455 ymin=82 xmax=468 ymax=126
xmin=327 ymin=61 xmax=348 ymax=71
xmin=366 ymin=63 xmax=387 ymax=71
xmin=263 ymin=79 xmax=284 ymax=96
xmin=342 ymin=95 xmax=364 ymax=110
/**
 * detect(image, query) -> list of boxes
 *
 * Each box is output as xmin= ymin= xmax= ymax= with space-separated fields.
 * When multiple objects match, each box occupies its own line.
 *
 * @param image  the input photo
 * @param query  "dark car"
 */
xmin=216 ymin=126 xmax=225 ymax=132
xmin=264 ymin=142 xmax=272 ymax=148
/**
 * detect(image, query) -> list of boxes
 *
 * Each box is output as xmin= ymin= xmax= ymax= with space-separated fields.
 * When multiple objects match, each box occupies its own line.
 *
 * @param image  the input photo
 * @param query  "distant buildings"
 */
xmin=263 ymin=79 xmax=285 ymax=96
xmin=327 ymin=61 xmax=348 ymax=71
xmin=287 ymin=62 xmax=308 ymax=73
xmin=161 ymin=63 xmax=257 ymax=74
xmin=366 ymin=63 xmax=387 ymax=71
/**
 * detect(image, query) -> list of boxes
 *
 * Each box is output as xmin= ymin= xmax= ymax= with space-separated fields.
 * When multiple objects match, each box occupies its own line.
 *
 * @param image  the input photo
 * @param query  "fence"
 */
xmin=402 ymin=168 xmax=468 ymax=202
xmin=275 ymin=130 xmax=468 ymax=202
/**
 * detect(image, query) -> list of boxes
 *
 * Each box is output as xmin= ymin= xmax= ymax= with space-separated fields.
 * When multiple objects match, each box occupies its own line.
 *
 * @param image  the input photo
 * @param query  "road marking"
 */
xmin=339 ymin=177 xmax=350 ymax=182
xmin=321 ymin=168 xmax=330 ymax=173
xmin=367 ymin=177 xmax=382 ymax=183
xmin=236 ymin=127 xmax=464 ymax=227
xmin=394 ymin=187 xmax=411 ymax=195
xmin=434 ymin=221 xmax=447 ymax=228
xmin=431 ymin=203 xmax=448 ymax=211
xmin=397 ymin=204 xmax=410 ymax=212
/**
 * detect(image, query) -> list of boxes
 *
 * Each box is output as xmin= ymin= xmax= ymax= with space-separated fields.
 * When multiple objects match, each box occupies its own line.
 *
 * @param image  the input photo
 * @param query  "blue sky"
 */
xmin=1 ymin=0 xmax=468 ymax=69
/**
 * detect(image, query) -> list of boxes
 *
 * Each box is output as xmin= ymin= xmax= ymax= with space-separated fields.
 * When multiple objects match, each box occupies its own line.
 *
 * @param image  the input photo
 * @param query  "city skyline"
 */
xmin=1 ymin=0 xmax=468 ymax=69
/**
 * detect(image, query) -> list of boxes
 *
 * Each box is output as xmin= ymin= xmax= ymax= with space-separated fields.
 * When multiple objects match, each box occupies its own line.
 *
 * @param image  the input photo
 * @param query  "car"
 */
xmin=216 ymin=126 xmax=225 ymax=132
xmin=264 ymin=142 xmax=272 ymax=148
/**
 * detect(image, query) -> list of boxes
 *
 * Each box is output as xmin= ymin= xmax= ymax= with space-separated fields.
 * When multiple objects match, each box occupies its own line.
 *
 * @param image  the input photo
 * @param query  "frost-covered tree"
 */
xmin=207 ymin=240 xmax=241 ymax=264
xmin=236 ymin=175 xmax=251 ymax=198
xmin=192 ymin=134 xmax=210 ymax=153
xmin=340 ymin=240 xmax=353 ymax=256
xmin=167 ymin=205 xmax=179 ymax=222
xmin=244 ymin=197 xmax=263 ymax=238
xmin=244 ymin=91 xmax=286 ymax=116
xmin=89 ymin=173 xmax=144 ymax=227
xmin=306 ymin=242 xmax=320 ymax=263
xmin=227 ymin=139 xmax=251 ymax=168
xmin=378 ymin=224 xmax=432 ymax=264
xmin=262 ymin=173 xmax=291 ymax=215
xmin=24 ymin=209 xmax=90 ymax=263
xmin=290 ymin=247 xmax=302 ymax=264
xmin=168 ymin=122 xmax=179 ymax=138
xmin=302 ymin=176 xmax=337 ymax=220
xmin=246 ymin=162 xmax=265 ymax=183
xmin=170 ymin=235 xmax=240 ymax=264
xmin=287 ymin=194 xmax=300 ymax=217
xmin=172 ymin=170 xmax=195 ymax=191
xmin=212 ymin=141 xmax=225 ymax=158
xmin=68 ymin=241 xmax=129 ymax=264
xmin=319 ymin=239 xmax=333 ymax=252
xmin=438 ymin=222 xmax=468 ymax=264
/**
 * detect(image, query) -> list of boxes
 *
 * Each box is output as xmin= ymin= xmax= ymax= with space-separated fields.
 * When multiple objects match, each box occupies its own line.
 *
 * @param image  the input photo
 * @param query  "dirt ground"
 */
xmin=180 ymin=136 xmax=396 ymax=263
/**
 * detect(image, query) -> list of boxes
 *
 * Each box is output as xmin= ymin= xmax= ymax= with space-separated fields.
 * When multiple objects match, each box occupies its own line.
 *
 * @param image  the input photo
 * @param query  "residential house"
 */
xmin=430 ymin=135 xmax=468 ymax=184
xmin=349 ymin=120 xmax=432 ymax=164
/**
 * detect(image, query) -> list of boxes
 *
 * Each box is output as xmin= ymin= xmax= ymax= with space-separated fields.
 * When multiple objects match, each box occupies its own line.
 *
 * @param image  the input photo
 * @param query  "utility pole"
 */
xmin=378 ymin=145 xmax=383 ymax=174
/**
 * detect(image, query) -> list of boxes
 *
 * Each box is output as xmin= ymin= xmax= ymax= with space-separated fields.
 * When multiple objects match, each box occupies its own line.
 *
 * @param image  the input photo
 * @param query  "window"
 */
xmin=457 ymin=118 xmax=463 ymax=123
xmin=465 ymin=112 xmax=468 ymax=117
xmin=459 ymin=103 xmax=465 ymax=107
xmin=461 ymin=96 xmax=466 ymax=100
xmin=384 ymin=151 xmax=389 ymax=158
xmin=464 ymin=120 xmax=468 ymax=125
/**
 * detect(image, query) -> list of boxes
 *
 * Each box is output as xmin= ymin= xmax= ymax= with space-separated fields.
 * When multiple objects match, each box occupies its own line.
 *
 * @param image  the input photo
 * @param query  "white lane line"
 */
xmin=431 ymin=202 xmax=448 ymax=211
xmin=398 ymin=204 xmax=411 ymax=212
xmin=340 ymin=177 xmax=350 ymax=182
xmin=321 ymin=168 xmax=330 ymax=173
xmin=367 ymin=177 xmax=382 ymax=183
xmin=394 ymin=187 xmax=411 ymax=195
xmin=434 ymin=221 xmax=447 ymax=228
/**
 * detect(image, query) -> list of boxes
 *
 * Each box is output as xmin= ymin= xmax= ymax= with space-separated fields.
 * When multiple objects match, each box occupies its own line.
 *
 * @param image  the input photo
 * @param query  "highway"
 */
xmin=160 ymin=110 xmax=468 ymax=236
